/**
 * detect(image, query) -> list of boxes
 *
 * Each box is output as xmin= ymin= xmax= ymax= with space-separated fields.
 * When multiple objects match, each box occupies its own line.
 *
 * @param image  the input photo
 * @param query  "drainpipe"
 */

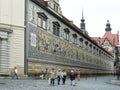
xmin=24 ymin=0 xmax=29 ymax=77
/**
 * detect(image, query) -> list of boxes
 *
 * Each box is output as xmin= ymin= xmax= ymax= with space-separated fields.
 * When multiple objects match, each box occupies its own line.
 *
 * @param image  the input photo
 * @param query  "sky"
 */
xmin=59 ymin=0 xmax=120 ymax=37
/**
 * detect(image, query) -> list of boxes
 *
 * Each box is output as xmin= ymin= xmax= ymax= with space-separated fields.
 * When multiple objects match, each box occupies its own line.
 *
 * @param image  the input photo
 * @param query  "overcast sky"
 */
xmin=59 ymin=0 xmax=120 ymax=37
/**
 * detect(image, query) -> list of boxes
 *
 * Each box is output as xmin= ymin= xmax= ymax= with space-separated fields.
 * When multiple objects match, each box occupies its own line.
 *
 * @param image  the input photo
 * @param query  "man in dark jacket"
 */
xmin=70 ymin=70 xmax=75 ymax=86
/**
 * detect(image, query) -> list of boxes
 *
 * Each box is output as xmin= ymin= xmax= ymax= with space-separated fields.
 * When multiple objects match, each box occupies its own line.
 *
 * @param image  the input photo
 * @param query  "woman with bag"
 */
xmin=61 ymin=70 xmax=67 ymax=85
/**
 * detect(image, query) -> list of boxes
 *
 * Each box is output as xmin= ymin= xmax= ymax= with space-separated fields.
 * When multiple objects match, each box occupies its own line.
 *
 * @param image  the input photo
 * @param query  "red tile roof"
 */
xmin=92 ymin=31 xmax=119 ymax=47
xmin=101 ymin=32 xmax=119 ymax=46
xmin=92 ymin=37 xmax=101 ymax=42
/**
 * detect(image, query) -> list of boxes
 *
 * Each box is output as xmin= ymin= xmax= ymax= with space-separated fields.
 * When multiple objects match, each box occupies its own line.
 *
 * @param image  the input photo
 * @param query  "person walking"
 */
xmin=70 ymin=70 xmax=75 ymax=86
xmin=77 ymin=70 xmax=81 ymax=81
xmin=49 ymin=68 xmax=56 ymax=86
xmin=12 ymin=67 xmax=18 ymax=79
xmin=56 ymin=69 xmax=62 ymax=85
xmin=45 ymin=68 xmax=49 ymax=80
xmin=61 ymin=70 xmax=67 ymax=85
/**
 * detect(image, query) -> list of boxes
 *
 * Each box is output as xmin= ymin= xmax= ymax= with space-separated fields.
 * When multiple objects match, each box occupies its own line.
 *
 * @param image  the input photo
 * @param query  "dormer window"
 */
xmin=64 ymin=28 xmax=70 ymax=41
xmin=53 ymin=2 xmax=59 ymax=12
xmin=47 ymin=0 xmax=62 ymax=15
xmin=104 ymin=39 xmax=110 ymax=45
xmin=53 ymin=22 xmax=60 ymax=36
xmin=37 ymin=12 xmax=48 ymax=30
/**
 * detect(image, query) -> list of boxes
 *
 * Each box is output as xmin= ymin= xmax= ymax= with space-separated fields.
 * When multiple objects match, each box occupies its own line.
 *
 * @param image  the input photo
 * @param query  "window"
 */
xmin=64 ymin=28 xmax=70 ymax=41
xmin=89 ymin=44 xmax=92 ymax=52
xmin=53 ymin=22 xmax=60 ymax=36
xmin=38 ymin=18 xmax=41 ymax=27
xmin=79 ymin=38 xmax=83 ymax=48
xmin=37 ymin=12 xmax=48 ymax=30
xmin=104 ymin=41 xmax=109 ymax=45
xmin=43 ymin=20 xmax=46 ymax=29
xmin=72 ymin=34 xmax=77 ymax=44
xmin=85 ymin=41 xmax=88 ymax=50
xmin=53 ymin=2 xmax=59 ymax=12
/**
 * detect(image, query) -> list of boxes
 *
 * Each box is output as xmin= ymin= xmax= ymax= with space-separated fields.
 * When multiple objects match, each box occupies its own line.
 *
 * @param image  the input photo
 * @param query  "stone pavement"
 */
xmin=0 ymin=75 xmax=120 ymax=90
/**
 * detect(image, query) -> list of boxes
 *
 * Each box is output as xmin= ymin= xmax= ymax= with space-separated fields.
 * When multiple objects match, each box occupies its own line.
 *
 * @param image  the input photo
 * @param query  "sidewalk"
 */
xmin=107 ymin=79 xmax=120 ymax=86
xmin=1 ymin=75 xmax=120 ymax=90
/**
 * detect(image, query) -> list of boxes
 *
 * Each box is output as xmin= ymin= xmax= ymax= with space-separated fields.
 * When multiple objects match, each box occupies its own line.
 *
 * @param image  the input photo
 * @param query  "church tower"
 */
xmin=105 ymin=20 xmax=112 ymax=32
xmin=80 ymin=10 xmax=88 ymax=34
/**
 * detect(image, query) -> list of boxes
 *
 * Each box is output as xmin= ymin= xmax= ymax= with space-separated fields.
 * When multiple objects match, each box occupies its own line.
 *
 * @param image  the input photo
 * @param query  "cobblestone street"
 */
xmin=0 ymin=75 xmax=120 ymax=90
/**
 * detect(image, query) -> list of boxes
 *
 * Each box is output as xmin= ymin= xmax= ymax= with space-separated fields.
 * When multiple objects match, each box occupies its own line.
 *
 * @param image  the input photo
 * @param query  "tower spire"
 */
xmin=80 ymin=9 xmax=88 ymax=35
xmin=82 ymin=9 xmax=84 ymax=19
xmin=80 ymin=9 xmax=85 ymax=30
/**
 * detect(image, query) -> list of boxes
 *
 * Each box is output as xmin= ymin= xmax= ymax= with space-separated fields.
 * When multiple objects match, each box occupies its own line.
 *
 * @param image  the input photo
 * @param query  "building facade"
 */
xmin=0 ymin=0 xmax=114 ymax=76
xmin=0 ymin=0 xmax=25 ymax=75
xmin=24 ymin=0 xmax=114 ymax=76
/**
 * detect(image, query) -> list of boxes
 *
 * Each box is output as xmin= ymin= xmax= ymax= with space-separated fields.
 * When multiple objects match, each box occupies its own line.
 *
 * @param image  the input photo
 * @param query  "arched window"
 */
xmin=64 ymin=28 xmax=70 ymax=41
xmin=79 ymin=38 xmax=83 ymax=48
xmin=72 ymin=33 xmax=77 ymax=44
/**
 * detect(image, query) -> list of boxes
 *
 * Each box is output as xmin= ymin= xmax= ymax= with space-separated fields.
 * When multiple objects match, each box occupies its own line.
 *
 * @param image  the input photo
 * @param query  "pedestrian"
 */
xmin=12 ymin=67 xmax=18 ymax=79
xmin=77 ymin=70 xmax=81 ymax=81
xmin=61 ymin=70 xmax=67 ymax=85
xmin=49 ymin=68 xmax=56 ymax=86
xmin=40 ymin=70 xmax=44 ymax=79
xmin=56 ymin=69 xmax=62 ymax=85
xmin=70 ymin=70 xmax=75 ymax=86
xmin=45 ymin=68 xmax=48 ymax=80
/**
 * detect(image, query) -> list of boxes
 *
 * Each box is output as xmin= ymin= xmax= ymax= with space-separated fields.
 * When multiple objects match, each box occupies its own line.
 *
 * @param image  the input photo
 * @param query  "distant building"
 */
xmin=92 ymin=20 xmax=119 ymax=54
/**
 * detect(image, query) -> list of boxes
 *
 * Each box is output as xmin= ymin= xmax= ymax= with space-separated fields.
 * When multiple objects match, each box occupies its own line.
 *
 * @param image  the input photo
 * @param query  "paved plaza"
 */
xmin=0 ymin=75 xmax=120 ymax=90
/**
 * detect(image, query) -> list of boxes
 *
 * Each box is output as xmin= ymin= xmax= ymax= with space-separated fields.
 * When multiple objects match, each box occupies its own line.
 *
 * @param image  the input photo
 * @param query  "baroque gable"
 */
xmin=47 ymin=0 xmax=62 ymax=16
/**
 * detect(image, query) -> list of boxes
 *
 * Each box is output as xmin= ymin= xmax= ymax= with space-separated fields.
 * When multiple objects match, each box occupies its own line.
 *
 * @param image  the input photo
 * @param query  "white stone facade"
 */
xmin=0 ymin=0 xmax=25 ymax=75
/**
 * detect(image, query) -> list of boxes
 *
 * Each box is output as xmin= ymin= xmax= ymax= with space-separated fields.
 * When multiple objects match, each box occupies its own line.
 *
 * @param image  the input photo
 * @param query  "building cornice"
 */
xmin=0 ymin=28 xmax=13 ymax=33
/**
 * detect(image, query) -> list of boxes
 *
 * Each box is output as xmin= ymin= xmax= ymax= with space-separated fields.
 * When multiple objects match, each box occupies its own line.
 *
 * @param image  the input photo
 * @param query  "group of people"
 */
xmin=11 ymin=66 xmax=81 ymax=86
xmin=49 ymin=68 xmax=81 ymax=86
xmin=49 ymin=68 xmax=67 ymax=86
